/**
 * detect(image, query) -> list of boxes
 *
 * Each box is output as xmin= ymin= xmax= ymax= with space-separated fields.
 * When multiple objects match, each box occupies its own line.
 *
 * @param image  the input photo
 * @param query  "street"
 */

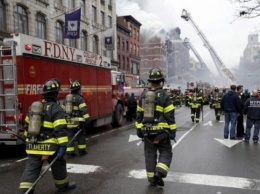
xmin=1 ymin=105 xmax=260 ymax=194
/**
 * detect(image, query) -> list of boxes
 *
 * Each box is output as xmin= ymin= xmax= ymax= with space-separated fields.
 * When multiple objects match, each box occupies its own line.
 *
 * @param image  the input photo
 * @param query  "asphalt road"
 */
xmin=1 ymin=105 xmax=260 ymax=194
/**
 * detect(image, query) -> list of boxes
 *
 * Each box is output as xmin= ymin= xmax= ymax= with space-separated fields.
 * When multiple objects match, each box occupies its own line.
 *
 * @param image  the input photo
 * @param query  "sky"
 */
xmin=116 ymin=0 xmax=260 ymax=75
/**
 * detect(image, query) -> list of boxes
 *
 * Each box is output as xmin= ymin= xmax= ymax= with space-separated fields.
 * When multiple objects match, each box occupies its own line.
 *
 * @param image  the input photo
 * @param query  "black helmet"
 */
xmin=214 ymin=87 xmax=219 ymax=92
xmin=42 ymin=79 xmax=61 ymax=94
xmin=52 ymin=78 xmax=61 ymax=90
xmin=147 ymin=67 xmax=164 ymax=82
xmin=70 ymin=80 xmax=81 ymax=91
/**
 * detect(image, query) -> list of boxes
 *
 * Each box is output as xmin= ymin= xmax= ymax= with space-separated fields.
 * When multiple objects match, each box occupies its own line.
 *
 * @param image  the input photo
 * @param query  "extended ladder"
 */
xmin=0 ymin=41 xmax=20 ymax=145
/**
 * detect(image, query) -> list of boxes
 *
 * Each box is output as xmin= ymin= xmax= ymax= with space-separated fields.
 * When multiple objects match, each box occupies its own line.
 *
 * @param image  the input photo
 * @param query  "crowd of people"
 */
xmin=18 ymin=66 xmax=260 ymax=193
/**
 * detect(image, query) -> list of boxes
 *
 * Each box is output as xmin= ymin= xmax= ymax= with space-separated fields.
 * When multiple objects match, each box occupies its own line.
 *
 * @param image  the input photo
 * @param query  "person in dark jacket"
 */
xmin=236 ymin=85 xmax=245 ymax=138
xmin=62 ymin=80 xmax=90 ymax=157
xmin=135 ymin=67 xmax=176 ymax=187
xmin=19 ymin=79 xmax=76 ymax=194
xmin=243 ymin=90 xmax=260 ymax=143
xmin=221 ymin=85 xmax=241 ymax=139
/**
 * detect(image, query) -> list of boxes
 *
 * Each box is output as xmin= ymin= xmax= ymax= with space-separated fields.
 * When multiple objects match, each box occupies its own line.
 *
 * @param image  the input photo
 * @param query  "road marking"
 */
xmin=128 ymin=169 xmax=260 ymax=191
xmin=43 ymin=163 xmax=102 ymax=174
xmin=128 ymin=134 xmax=140 ymax=142
xmin=215 ymin=138 xmax=243 ymax=148
xmin=203 ymin=121 xmax=213 ymax=126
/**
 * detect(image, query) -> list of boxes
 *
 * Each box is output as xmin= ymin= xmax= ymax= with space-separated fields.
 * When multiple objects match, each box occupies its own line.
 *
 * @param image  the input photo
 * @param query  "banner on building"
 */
xmin=64 ymin=8 xmax=81 ymax=39
xmin=102 ymin=28 xmax=114 ymax=50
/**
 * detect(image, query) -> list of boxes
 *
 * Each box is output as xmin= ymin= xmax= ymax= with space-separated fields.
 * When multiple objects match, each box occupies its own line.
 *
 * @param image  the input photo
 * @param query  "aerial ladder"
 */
xmin=181 ymin=9 xmax=236 ymax=86
xmin=184 ymin=38 xmax=216 ymax=85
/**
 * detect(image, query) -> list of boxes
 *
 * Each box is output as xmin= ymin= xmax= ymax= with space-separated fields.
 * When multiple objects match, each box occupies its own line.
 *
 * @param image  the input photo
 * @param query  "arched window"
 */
xmin=14 ymin=5 xmax=28 ymax=34
xmin=81 ymin=31 xmax=88 ymax=51
xmin=36 ymin=13 xmax=46 ymax=39
xmin=92 ymin=35 xmax=98 ymax=54
xmin=56 ymin=21 xmax=64 ymax=44
xmin=0 ymin=0 xmax=6 ymax=30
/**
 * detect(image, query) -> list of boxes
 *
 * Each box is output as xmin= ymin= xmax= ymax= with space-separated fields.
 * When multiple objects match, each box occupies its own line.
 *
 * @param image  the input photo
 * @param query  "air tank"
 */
xmin=143 ymin=90 xmax=156 ymax=123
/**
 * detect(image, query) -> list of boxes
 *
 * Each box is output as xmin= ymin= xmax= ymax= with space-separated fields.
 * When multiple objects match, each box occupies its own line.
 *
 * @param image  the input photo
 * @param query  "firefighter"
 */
xmin=63 ymin=80 xmax=90 ymax=157
xmin=135 ymin=67 xmax=177 ymax=187
xmin=175 ymin=90 xmax=181 ymax=107
xmin=18 ymin=79 xmax=76 ymax=194
xmin=212 ymin=87 xmax=222 ymax=121
xmin=189 ymin=89 xmax=203 ymax=123
xmin=185 ymin=90 xmax=190 ymax=107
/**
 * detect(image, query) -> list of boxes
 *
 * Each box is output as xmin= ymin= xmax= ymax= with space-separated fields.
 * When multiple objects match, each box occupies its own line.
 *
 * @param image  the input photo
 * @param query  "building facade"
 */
xmin=139 ymin=36 xmax=167 ymax=83
xmin=0 ymin=0 xmax=118 ymax=68
xmin=117 ymin=15 xmax=141 ymax=86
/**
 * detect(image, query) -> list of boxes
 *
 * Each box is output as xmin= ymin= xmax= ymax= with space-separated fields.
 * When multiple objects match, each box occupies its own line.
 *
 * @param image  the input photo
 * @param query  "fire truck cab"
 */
xmin=0 ymin=33 xmax=125 ymax=145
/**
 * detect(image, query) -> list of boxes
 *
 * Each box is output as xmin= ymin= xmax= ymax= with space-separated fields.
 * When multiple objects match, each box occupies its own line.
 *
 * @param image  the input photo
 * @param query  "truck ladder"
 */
xmin=0 ymin=41 xmax=20 ymax=134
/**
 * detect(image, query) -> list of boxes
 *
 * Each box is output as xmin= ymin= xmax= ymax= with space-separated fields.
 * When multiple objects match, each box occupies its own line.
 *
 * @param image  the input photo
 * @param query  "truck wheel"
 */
xmin=112 ymin=104 xmax=123 ymax=127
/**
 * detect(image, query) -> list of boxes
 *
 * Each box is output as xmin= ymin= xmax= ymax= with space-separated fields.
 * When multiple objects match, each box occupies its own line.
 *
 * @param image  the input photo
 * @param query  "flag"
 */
xmin=64 ymin=8 xmax=81 ymax=39
xmin=102 ymin=28 xmax=114 ymax=50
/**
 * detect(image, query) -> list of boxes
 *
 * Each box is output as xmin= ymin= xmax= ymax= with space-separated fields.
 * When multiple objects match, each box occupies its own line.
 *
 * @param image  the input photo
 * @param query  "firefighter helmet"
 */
xmin=147 ymin=67 xmax=164 ymax=83
xmin=70 ymin=80 xmax=81 ymax=91
xmin=214 ymin=87 xmax=219 ymax=92
xmin=42 ymin=79 xmax=61 ymax=94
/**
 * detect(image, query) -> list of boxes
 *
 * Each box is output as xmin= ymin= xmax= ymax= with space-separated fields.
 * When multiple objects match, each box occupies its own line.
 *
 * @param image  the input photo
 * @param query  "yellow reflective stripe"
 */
xmin=79 ymin=103 xmax=87 ymax=109
xmin=137 ymin=105 xmax=144 ymax=112
xmin=54 ymin=176 xmax=69 ymax=185
xmin=83 ymin=114 xmax=90 ymax=119
xmin=70 ymin=117 xmax=85 ymax=121
xmin=73 ymin=106 xmax=79 ymax=110
xmin=53 ymin=119 xmax=67 ymax=128
xmin=57 ymin=136 xmax=68 ymax=144
xmin=78 ymin=144 xmax=86 ymax=149
xmin=25 ymin=116 xmax=29 ymax=123
xmin=26 ymin=150 xmax=55 ymax=155
xmin=156 ymin=122 xmax=169 ymax=128
xmin=19 ymin=182 xmax=33 ymax=189
xmin=169 ymin=124 xmax=177 ymax=130
xmin=66 ymin=147 xmax=75 ymax=152
xmin=147 ymin=172 xmax=154 ymax=178
xmin=38 ymin=138 xmax=58 ymax=144
xmin=43 ymin=121 xmax=53 ymax=128
xmin=67 ymin=124 xmax=79 ymax=128
xmin=24 ymin=131 xmax=28 ymax=137
xmin=164 ymin=104 xmax=174 ymax=113
xmin=156 ymin=162 xmax=169 ymax=172
xmin=156 ymin=105 xmax=163 ymax=112
xmin=135 ymin=122 xmax=143 ymax=128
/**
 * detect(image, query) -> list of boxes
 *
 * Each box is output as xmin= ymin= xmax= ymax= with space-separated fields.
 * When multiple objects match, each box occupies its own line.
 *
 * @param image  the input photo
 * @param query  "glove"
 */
xmin=58 ymin=146 xmax=66 ymax=159
xmin=136 ymin=129 xmax=144 ymax=138
xmin=169 ymin=131 xmax=176 ymax=140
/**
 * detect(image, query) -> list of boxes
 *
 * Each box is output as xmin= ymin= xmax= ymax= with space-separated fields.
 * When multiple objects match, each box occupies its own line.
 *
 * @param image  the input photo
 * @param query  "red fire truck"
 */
xmin=0 ymin=33 xmax=125 ymax=145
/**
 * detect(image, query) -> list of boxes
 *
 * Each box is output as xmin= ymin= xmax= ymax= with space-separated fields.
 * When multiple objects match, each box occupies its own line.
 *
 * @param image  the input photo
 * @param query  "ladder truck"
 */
xmin=181 ymin=9 xmax=236 ymax=86
xmin=184 ymin=38 xmax=216 ymax=85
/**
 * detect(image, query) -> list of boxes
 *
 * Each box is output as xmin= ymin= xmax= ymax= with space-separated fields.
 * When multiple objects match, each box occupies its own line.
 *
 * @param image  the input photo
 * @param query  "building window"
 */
xmin=14 ymin=5 xmax=28 ymax=34
xmin=126 ymin=41 xmax=129 ymax=51
xmin=130 ymin=43 xmax=132 ymax=53
xmin=36 ymin=13 xmax=46 ymax=39
xmin=69 ymin=39 xmax=76 ymax=48
xmin=118 ymin=55 xmax=121 ymax=69
xmin=117 ymin=36 xmax=120 ymax=49
xmin=92 ymin=6 xmax=97 ymax=22
xmin=136 ymin=30 xmax=139 ymax=41
xmin=57 ymin=0 xmax=62 ymax=4
xmin=127 ymin=57 xmax=129 ymax=70
xmin=101 ymin=11 xmax=105 ymax=26
xmin=0 ymin=0 xmax=6 ymax=30
xmin=81 ymin=0 xmax=85 ymax=16
xmin=108 ymin=16 xmax=112 ymax=28
xmin=132 ymin=62 xmax=139 ymax=75
xmin=122 ymin=56 xmax=125 ymax=70
xmin=81 ymin=31 xmax=88 ymax=51
xmin=56 ymin=21 xmax=64 ymax=44
xmin=68 ymin=0 xmax=75 ymax=9
xmin=93 ymin=35 xmax=98 ymax=54
xmin=122 ymin=39 xmax=125 ymax=51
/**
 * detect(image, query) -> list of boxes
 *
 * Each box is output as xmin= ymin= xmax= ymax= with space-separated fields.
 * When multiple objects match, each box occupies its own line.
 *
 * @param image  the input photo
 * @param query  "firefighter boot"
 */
xmin=148 ymin=177 xmax=156 ymax=186
xmin=79 ymin=149 xmax=88 ymax=155
xmin=57 ymin=182 xmax=76 ymax=193
xmin=191 ymin=117 xmax=194 ymax=122
xmin=216 ymin=116 xmax=220 ymax=121
xmin=154 ymin=171 xmax=164 ymax=187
